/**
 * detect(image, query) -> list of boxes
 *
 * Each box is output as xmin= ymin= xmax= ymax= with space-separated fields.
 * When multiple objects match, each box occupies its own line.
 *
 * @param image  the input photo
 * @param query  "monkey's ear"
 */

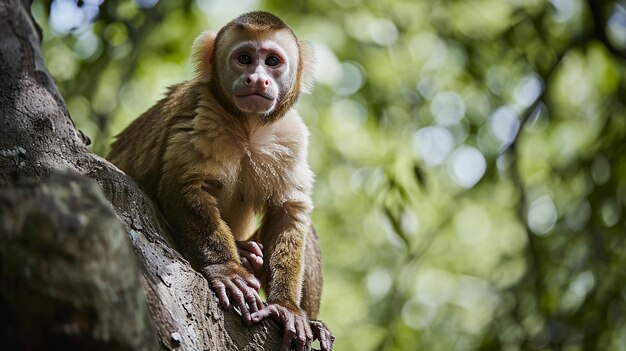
xmin=299 ymin=41 xmax=316 ymax=94
xmin=192 ymin=31 xmax=217 ymax=81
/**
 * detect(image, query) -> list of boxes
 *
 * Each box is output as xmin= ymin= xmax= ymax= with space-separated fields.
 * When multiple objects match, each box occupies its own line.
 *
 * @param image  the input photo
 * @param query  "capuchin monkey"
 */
xmin=107 ymin=11 xmax=334 ymax=351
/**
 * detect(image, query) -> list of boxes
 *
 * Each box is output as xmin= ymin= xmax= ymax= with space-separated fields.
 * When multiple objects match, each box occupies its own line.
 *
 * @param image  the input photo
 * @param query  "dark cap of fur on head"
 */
xmin=231 ymin=11 xmax=288 ymax=31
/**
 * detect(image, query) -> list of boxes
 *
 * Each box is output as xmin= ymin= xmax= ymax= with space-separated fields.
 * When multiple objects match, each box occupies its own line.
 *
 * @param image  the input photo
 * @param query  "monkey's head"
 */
xmin=193 ymin=11 xmax=315 ymax=123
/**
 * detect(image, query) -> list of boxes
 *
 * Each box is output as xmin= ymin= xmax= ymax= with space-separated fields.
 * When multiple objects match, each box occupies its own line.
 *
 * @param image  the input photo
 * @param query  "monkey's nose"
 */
xmin=245 ymin=75 xmax=271 ymax=88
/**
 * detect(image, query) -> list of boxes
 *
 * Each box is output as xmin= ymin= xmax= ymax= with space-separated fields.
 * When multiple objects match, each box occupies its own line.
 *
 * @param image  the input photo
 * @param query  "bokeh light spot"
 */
xmin=490 ymin=106 xmax=520 ymax=148
xmin=413 ymin=126 xmax=455 ymax=167
xmin=431 ymin=91 xmax=466 ymax=126
xmin=527 ymin=195 xmax=557 ymax=235
xmin=448 ymin=146 xmax=486 ymax=188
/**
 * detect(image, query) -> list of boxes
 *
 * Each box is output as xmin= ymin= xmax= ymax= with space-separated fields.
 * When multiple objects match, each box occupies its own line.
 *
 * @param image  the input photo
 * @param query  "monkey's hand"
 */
xmin=202 ymin=262 xmax=264 ymax=326
xmin=236 ymin=240 xmax=264 ymax=276
xmin=251 ymin=301 xmax=331 ymax=351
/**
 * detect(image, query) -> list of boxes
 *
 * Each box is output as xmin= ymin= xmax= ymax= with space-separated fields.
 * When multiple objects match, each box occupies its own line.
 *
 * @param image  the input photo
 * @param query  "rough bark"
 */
xmin=0 ymin=171 xmax=159 ymax=350
xmin=0 ymin=0 xmax=282 ymax=349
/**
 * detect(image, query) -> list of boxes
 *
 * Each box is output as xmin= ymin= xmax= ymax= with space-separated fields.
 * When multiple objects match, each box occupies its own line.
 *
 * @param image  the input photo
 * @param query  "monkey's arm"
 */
xmin=263 ymin=202 xmax=309 ymax=308
xmin=157 ymin=164 xmax=263 ymax=325
xmin=252 ymin=199 xmax=318 ymax=351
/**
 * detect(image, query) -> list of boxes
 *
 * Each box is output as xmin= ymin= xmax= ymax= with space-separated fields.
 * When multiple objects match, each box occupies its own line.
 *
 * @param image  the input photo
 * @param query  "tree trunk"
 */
xmin=0 ymin=0 xmax=282 ymax=349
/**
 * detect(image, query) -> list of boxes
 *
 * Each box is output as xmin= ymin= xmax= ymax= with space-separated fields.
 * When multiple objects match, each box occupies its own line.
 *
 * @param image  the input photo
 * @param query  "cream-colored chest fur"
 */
xmin=190 ymin=108 xmax=313 ymax=240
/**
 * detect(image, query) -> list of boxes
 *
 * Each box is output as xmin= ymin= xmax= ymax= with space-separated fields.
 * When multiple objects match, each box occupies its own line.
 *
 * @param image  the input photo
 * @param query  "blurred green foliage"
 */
xmin=33 ymin=0 xmax=626 ymax=350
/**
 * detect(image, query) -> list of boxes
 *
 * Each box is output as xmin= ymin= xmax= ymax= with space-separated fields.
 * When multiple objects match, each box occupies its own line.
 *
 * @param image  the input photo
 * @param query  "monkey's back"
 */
xmin=107 ymin=81 xmax=200 ymax=198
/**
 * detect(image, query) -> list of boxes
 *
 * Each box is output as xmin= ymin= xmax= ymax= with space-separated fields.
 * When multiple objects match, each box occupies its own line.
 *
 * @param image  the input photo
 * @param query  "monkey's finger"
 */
xmin=305 ymin=321 xmax=314 ymax=351
xmin=319 ymin=328 xmax=334 ymax=351
xmin=225 ymin=279 xmax=251 ymax=325
xmin=310 ymin=320 xmax=333 ymax=351
xmin=250 ymin=307 xmax=268 ymax=323
xmin=233 ymin=278 xmax=260 ymax=315
xmin=328 ymin=331 xmax=336 ymax=351
xmin=241 ymin=256 xmax=254 ymax=274
xmin=317 ymin=329 xmax=329 ymax=351
xmin=249 ymin=254 xmax=263 ymax=274
xmin=248 ymin=292 xmax=262 ymax=314
xmin=240 ymin=255 xmax=263 ymax=275
xmin=254 ymin=291 xmax=264 ymax=311
xmin=236 ymin=241 xmax=264 ymax=257
xmin=237 ymin=248 xmax=255 ymax=260
xmin=281 ymin=311 xmax=296 ymax=351
xmin=294 ymin=318 xmax=303 ymax=351
xmin=294 ymin=318 xmax=312 ymax=351
xmin=211 ymin=280 xmax=230 ymax=309
xmin=246 ymin=285 xmax=264 ymax=312
xmin=242 ymin=274 xmax=261 ymax=291
xmin=251 ymin=304 xmax=278 ymax=323
xmin=238 ymin=252 xmax=263 ymax=275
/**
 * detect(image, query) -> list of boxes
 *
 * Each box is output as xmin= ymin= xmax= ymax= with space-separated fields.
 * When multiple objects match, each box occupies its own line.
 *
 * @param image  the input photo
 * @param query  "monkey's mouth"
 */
xmin=236 ymin=93 xmax=274 ymax=101
xmin=234 ymin=93 xmax=276 ymax=113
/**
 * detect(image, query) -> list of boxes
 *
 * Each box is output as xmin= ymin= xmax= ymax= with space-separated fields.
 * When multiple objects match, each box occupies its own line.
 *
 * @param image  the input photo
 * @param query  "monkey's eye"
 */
xmin=265 ymin=55 xmax=281 ymax=67
xmin=237 ymin=54 xmax=252 ymax=65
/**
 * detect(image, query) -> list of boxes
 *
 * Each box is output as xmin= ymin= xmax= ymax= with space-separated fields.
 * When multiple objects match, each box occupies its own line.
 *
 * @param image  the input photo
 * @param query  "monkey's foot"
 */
xmin=251 ymin=302 xmax=315 ymax=351
xmin=236 ymin=240 xmax=264 ymax=276
xmin=309 ymin=320 xmax=334 ymax=351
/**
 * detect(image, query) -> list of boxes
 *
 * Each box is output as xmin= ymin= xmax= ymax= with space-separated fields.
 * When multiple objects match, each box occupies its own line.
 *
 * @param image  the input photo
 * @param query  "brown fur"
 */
xmin=108 ymin=12 xmax=322 ymax=319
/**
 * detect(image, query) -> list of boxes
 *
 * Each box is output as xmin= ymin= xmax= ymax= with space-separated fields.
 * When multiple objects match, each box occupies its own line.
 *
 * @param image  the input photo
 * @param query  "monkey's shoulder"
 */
xmin=110 ymin=81 xmax=200 ymax=148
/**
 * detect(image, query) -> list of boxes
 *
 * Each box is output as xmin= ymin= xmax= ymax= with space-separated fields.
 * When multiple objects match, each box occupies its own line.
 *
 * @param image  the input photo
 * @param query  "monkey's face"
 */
xmin=218 ymin=29 xmax=299 ymax=117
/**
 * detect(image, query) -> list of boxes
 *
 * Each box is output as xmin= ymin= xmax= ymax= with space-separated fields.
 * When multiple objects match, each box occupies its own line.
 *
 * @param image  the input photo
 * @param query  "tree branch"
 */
xmin=0 ymin=0 xmax=282 ymax=349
